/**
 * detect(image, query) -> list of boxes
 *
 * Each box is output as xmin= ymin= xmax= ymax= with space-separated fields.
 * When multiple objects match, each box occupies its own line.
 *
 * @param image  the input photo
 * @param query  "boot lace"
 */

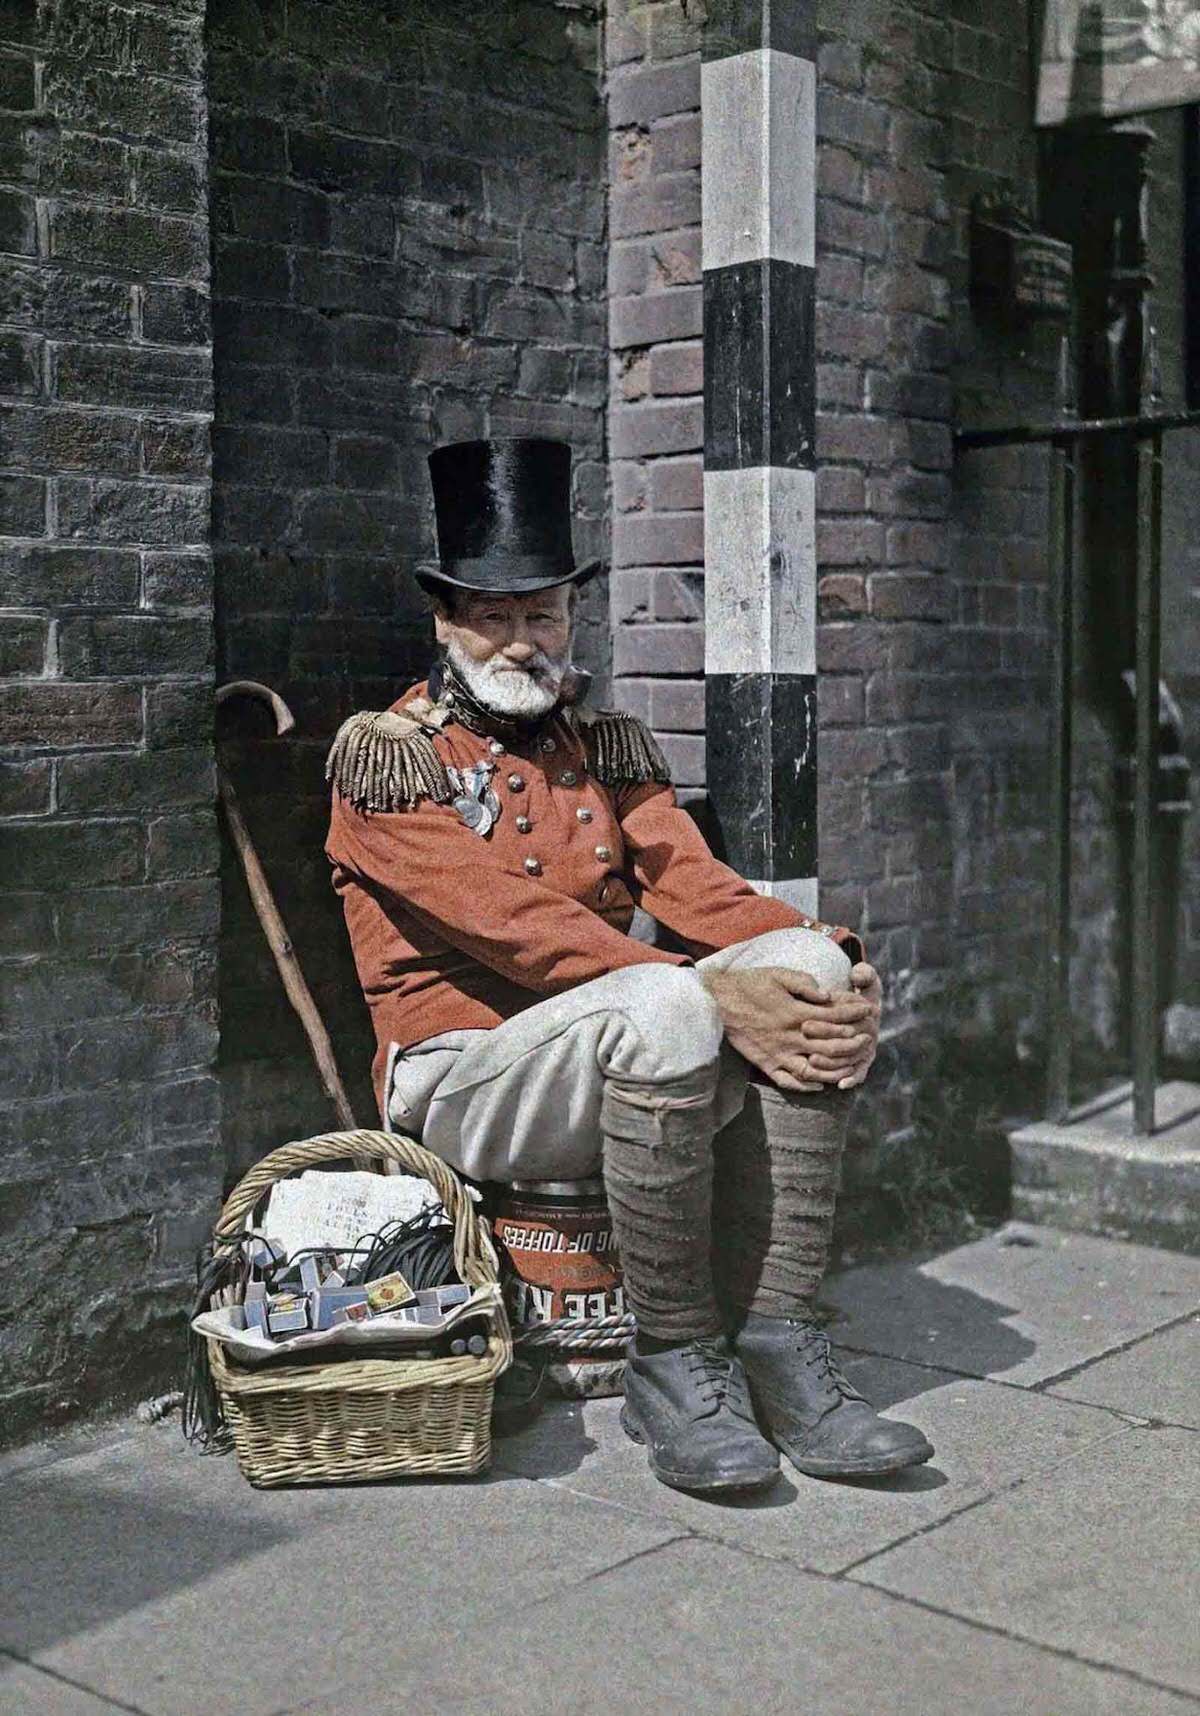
xmin=789 ymin=1323 xmax=859 ymax=1401
xmin=684 ymin=1337 xmax=742 ymax=1411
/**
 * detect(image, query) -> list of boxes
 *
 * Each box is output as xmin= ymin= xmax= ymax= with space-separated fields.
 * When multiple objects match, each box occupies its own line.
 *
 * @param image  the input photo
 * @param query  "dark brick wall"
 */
xmin=0 ymin=0 xmax=218 ymax=1442
xmin=810 ymin=0 xmax=1059 ymax=1138
xmin=207 ymin=0 xmax=609 ymax=1178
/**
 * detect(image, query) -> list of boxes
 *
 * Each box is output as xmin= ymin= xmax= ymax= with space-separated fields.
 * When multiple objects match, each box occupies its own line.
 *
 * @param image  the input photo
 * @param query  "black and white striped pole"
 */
xmin=702 ymin=2 xmax=818 ymax=913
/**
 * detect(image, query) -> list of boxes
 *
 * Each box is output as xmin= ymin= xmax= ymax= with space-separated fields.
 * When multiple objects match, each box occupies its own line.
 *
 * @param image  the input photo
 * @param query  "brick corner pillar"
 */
xmin=701 ymin=1 xmax=818 ymax=913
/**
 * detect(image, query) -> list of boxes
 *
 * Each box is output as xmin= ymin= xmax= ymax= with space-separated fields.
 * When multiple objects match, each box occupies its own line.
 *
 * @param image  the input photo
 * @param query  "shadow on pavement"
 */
xmin=0 ymin=1469 xmax=295 ymax=1658
xmin=828 ymin=1458 xmax=949 ymax=1494
xmin=820 ymin=1260 xmax=1038 ymax=1405
xmin=491 ymin=1394 xmax=600 ymax=1479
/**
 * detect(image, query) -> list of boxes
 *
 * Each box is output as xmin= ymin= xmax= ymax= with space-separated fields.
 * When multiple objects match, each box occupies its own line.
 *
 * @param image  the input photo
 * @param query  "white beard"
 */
xmin=446 ymin=638 xmax=568 ymax=720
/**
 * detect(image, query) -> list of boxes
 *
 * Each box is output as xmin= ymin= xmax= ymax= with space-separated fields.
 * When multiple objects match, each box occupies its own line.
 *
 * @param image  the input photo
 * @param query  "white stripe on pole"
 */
xmin=703 ymin=464 xmax=816 ymax=676
xmin=746 ymin=876 xmax=820 ymax=913
xmin=701 ymin=48 xmax=816 ymax=272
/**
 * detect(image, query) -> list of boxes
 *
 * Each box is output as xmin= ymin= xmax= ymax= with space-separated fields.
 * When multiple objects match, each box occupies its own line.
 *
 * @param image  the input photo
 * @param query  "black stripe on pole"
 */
xmin=702 ymin=0 xmax=817 ymax=62
xmin=705 ymin=671 xmax=818 ymax=879
xmin=704 ymin=258 xmax=817 ymax=472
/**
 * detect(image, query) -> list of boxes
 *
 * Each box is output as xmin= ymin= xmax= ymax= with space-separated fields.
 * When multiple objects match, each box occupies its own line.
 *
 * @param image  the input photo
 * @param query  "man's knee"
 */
xmin=711 ymin=926 xmax=854 ymax=991
xmin=618 ymin=961 xmax=722 ymax=1039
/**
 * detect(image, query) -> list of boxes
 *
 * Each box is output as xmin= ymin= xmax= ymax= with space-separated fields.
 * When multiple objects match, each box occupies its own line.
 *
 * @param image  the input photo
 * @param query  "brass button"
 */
xmin=540 ymin=736 xmax=555 ymax=753
xmin=506 ymin=773 xmax=525 ymax=792
xmin=576 ymin=807 xmax=593 ymax=824
xmin=560 ymin=770 xmax=578 ymax=787
xmin=488 ymin=739 xmax=505 ymax=756
xmin=594 ymin=844 xmax=611 ymax=863
xmin=515 ymin=815 xmax=532 ymax=834
xmin=523 ymin=855 xmax=542 ymax=875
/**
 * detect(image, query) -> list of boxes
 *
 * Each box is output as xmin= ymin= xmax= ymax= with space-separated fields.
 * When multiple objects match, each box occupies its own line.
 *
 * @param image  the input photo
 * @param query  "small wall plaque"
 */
xmin=971 ymin=192 xmax=1074 ymax=322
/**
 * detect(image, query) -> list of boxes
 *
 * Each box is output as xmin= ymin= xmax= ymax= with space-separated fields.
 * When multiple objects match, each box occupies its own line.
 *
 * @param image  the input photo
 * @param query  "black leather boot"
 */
xmin=735 ymin=1313 xmax=934 ymax=1478
xmin=621 ymin=1335 xmax=781 ymax=1494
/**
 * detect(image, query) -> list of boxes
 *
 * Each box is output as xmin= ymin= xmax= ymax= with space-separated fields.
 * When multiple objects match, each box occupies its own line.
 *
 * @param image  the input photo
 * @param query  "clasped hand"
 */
xmin=701 ymin=962 xmax=882 ymax=1094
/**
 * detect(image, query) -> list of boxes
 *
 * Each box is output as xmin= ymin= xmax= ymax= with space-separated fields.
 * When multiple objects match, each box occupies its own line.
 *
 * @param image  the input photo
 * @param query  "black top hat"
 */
xmin=419 ymin=438 xmax=600 ymax=597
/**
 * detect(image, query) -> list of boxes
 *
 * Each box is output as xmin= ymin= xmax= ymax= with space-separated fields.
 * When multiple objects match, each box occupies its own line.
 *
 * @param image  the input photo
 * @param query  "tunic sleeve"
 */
xmin=616 ymin=781 xmax=866 ymax=965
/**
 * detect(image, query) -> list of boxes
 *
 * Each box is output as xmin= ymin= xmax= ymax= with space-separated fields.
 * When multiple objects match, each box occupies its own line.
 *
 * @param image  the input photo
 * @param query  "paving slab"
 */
xmin=493 ymin=1354 xmax=1128 ymax=1574
xmin=822 ymin=1221 xmax=1200 ymax=1385
xmin=0 ymin=1657 xmax=127 ymax=1715
xmin=282 ymin=1535 xmax=1199 ymax=1716
xmin=1048 ymin=1317 xmax=1200 ymax=1428
xmin=1 ymin=1426 xmax=676 ymax=1716
xmin=853 ymin=1423 xmax=1200 ymax=1698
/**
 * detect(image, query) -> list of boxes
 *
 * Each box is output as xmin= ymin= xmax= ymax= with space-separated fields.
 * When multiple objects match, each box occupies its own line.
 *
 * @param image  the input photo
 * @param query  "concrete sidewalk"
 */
xmin=2 ymin=1220 xmax=1198 ymax=1716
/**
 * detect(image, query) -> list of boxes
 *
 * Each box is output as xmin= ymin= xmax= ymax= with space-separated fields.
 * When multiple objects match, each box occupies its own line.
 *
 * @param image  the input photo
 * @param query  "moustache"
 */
xmin=486 ymin=652 xmax=560 ymax=680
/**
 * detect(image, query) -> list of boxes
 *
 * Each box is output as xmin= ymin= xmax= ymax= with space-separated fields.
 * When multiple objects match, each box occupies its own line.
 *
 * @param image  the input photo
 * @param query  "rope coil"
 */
xmin=513 ymin=1312 xmax=636 ymax=1352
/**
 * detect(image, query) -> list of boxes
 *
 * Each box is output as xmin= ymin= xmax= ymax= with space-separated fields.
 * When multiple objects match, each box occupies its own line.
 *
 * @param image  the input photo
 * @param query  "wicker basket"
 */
xmin=205 ymin=1128 xmax=512 ymax=1488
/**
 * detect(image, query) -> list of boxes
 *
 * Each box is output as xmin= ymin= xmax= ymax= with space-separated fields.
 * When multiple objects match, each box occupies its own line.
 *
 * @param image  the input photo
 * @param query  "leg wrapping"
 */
xmin=601 ymin=1070 xmax=722 ymax=1343
xmin=713 ymin=1080 xmax=850 ymax=1323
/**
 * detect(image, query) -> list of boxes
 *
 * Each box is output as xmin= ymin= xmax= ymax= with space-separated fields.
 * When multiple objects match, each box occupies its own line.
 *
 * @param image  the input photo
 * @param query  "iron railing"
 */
xmin=956 ymin=403 xmax=1200 ymax=1136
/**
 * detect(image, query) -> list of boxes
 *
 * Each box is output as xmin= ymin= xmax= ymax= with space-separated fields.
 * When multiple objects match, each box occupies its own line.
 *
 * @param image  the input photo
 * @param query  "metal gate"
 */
xmin=957 ymin=366 xmax=1197 ymax=1136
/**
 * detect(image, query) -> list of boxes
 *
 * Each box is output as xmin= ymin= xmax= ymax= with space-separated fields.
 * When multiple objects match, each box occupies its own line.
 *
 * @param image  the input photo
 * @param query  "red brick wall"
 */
xmin=606 ymin=4 xmax=704 ymax=792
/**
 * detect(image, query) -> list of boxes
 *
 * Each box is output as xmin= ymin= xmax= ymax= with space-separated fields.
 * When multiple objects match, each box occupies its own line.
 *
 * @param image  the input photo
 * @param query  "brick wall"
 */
xmin=811 ymin=0 xmax=1059 ymax=1135
xmin=0 ymin=0 xmax=218 ymax=1441
xmin=208 ymin=0 xmax=609 ymax=1178
xmin=606 ymin=2 xmax=705 ymax=791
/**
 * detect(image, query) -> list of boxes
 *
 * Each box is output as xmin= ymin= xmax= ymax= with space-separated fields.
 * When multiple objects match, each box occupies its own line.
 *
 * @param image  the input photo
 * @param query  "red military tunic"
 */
xmin=325 ymin=683 xmax=863 ymax=1111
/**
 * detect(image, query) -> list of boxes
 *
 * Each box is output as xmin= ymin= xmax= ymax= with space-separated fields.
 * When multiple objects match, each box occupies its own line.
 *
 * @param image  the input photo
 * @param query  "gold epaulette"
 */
xmin=571 ymin=707 xmax=672 ymax=788
xmin=326 ymin=698 xmax=452 ymax=813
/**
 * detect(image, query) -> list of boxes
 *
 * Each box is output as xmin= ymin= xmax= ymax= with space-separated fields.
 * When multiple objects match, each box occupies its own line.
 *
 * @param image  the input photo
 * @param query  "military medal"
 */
xmin=453 ymin=794 xmax=490 ymax=833
xmin=448 ymin=762 xmax=500 ymax=837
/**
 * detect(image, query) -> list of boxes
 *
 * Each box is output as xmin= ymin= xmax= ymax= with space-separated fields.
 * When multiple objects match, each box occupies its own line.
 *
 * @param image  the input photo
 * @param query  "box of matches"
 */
xmin=245 ymin=1234 xmax=285 ymax=1272
xmin=267 ymin=1304 xmax=309 ymax=1335
xmin=331 ymin=1300 xmax=372 ymax=1326
xmin=242 ymin=1281 xmax=270 ymax=1335
xmin=369 ymin=1303 xmax=425 ymax=1326
xmin=414 ymin=1284 xmax=471 ymax=1314
xmin=243 ymin=1301 xmax=270 ymax=1334
xmin=364 ymin=1271 xmax=415 ymax=1313
xmin=310 ymin=1288 xmax=370 ymax=1331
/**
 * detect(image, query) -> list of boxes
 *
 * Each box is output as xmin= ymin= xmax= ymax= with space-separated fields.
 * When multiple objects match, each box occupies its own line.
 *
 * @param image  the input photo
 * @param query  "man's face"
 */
xmin=433 ymin=585 xmax=574 ymax=718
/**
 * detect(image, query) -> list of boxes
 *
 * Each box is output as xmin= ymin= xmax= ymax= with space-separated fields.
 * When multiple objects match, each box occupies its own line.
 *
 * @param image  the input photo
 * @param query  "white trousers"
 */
xmin=384 ymin=926 xmax=855 ymax=1183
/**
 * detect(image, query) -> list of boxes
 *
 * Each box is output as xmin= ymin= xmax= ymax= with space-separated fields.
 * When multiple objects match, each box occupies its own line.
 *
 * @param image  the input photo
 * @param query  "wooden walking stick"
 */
xmin=216 ymin=680 xmax=361 ymax=1131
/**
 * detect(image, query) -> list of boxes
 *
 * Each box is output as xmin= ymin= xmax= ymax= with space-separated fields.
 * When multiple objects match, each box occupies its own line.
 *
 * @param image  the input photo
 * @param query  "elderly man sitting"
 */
xmin=326 ymin=437 xmax=932 ymax=1496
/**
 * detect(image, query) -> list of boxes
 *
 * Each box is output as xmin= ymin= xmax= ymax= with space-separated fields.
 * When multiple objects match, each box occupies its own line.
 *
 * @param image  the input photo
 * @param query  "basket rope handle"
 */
xmin=212 ymin=1128 xmax=498 ymax=1289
